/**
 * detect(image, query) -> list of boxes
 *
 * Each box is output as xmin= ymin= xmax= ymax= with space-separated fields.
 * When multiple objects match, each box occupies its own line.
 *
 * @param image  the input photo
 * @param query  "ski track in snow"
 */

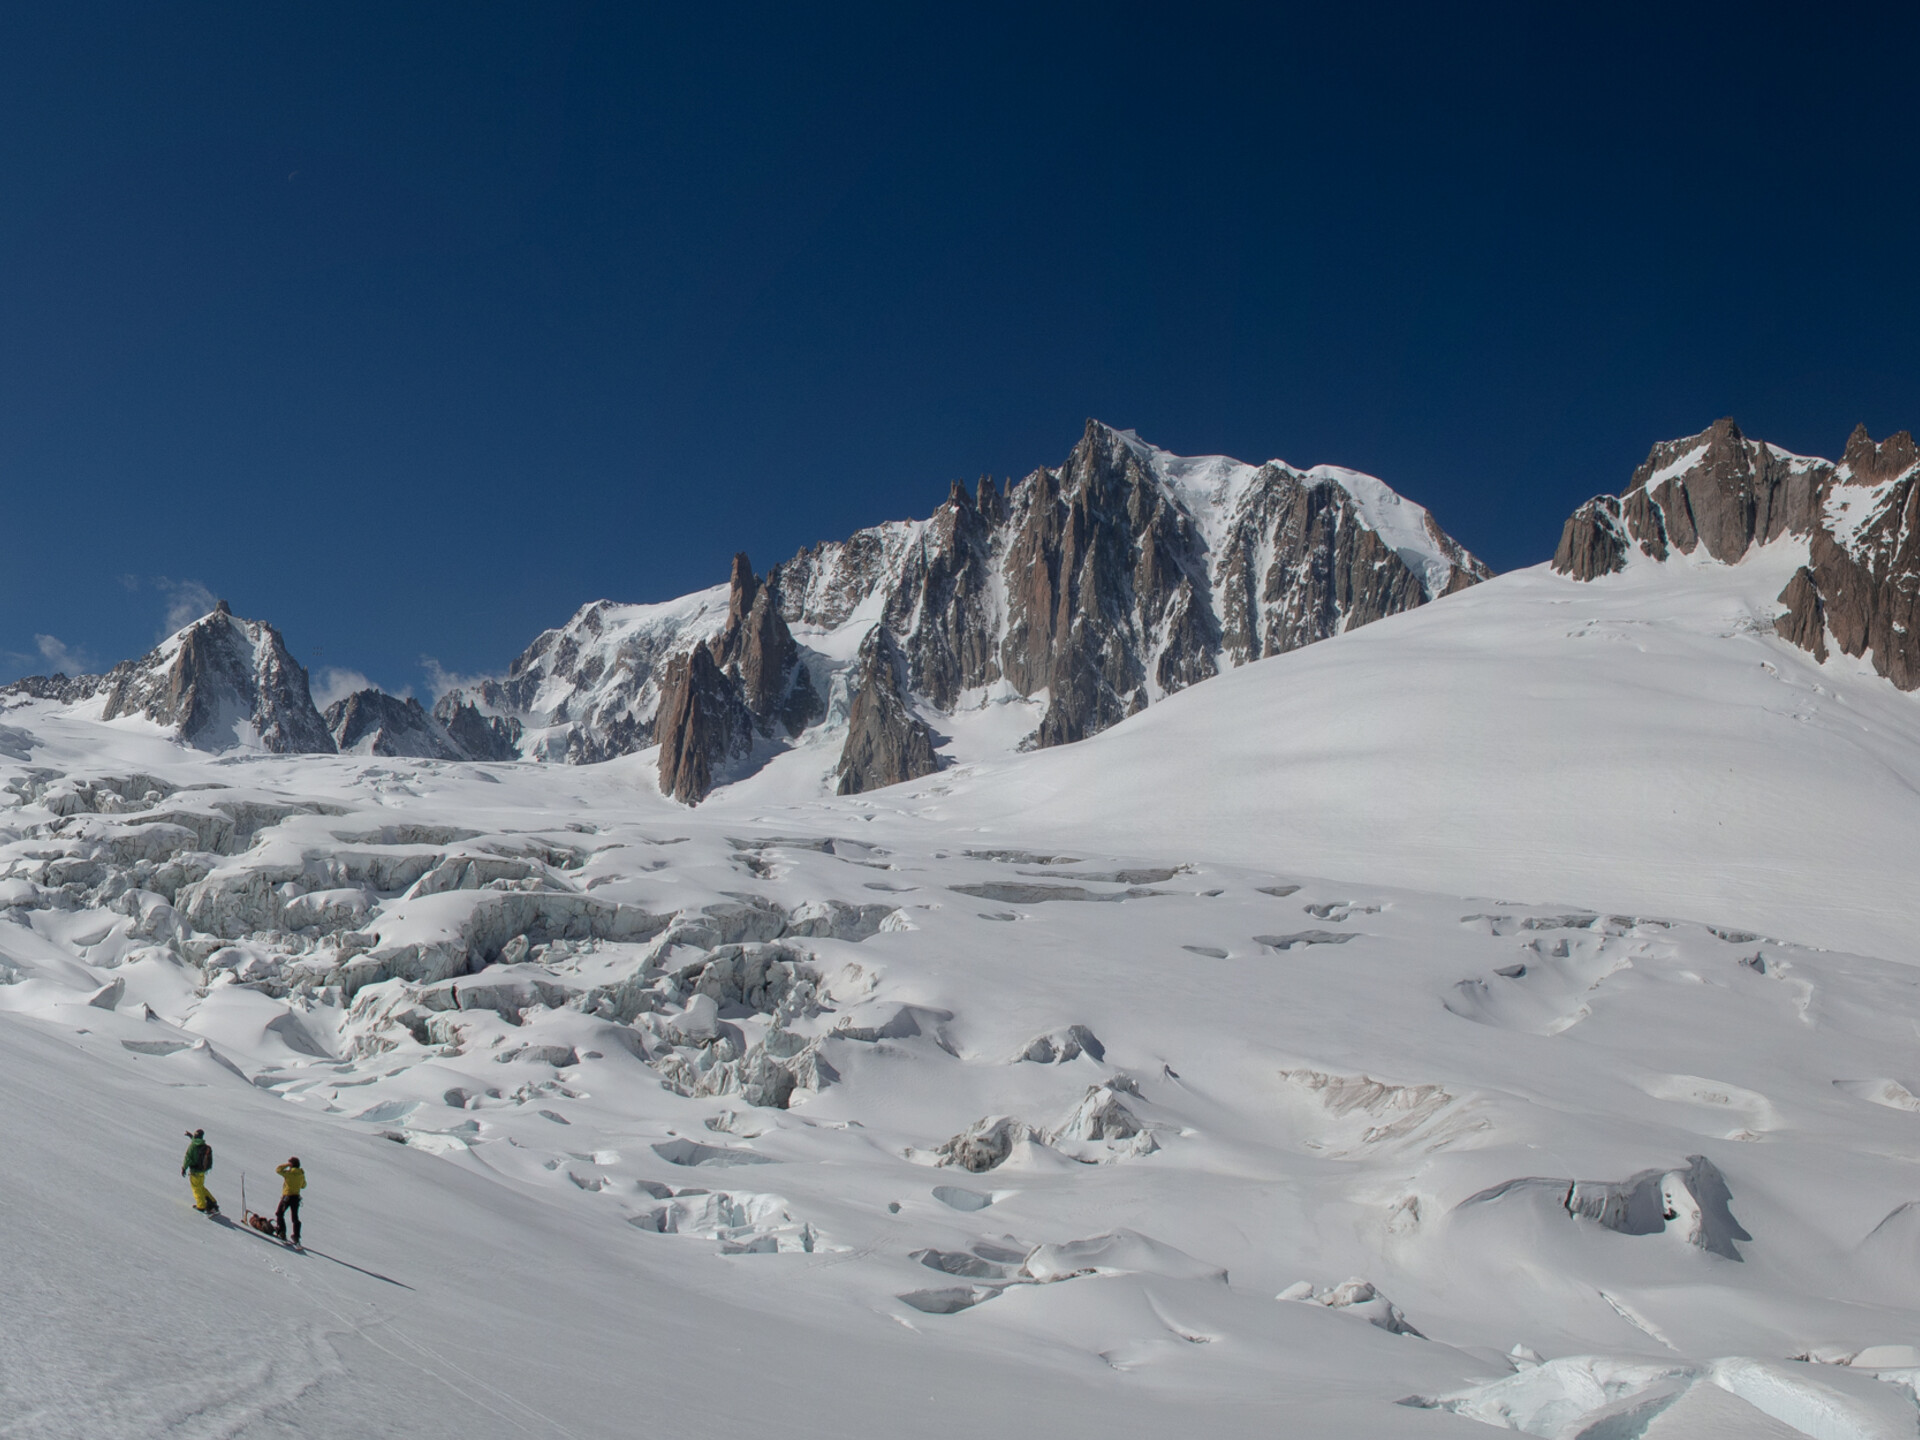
xmin=4 ymin=548 xmax=1920 ymax=1436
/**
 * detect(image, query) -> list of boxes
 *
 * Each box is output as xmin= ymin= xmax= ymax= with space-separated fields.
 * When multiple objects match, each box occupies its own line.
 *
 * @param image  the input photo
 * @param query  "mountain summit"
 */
xmin=440 ymin=420 xmax=1490 ymax=802
xmin=7 ymin=601 xmax=335 ymax=754
xmin=1553 ymin=417 xmax=1920 ymax=688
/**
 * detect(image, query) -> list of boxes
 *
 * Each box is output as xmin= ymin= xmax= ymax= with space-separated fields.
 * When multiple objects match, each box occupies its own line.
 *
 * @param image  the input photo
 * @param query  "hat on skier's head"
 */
xmin=192 ymin=1128 xmax=204 ymax=1137
xmin=288 ymin=1157 xmax=300 ymax=1166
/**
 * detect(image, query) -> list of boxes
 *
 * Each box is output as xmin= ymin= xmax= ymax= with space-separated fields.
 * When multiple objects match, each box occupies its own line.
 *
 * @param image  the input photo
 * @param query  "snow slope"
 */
xmin=843 ymin=540 xmax=1920 ymax=961
xmin=3 ymin=1011 xmax=1319 ymax=1440
xmin=7 ymin=520 xmax=1920 ymax=1437
xmin=6 ymin=657 xmax=1920 ymax=1435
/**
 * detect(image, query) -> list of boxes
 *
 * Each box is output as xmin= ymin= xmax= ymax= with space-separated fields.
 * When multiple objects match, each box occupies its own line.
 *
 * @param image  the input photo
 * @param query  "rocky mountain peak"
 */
xmin=431 ymin=586 xmax=732 ymax=764
xmin=79 ymin=607 xmax=337 ymax=754
xmin=1555 ymin=419 xmax=1827 ymax=579
xmin=431 ymin=694 xmax=523 ymax=761
xmin=1554 ymin=420 xmax=1920 ymax=692
xmin=722 ymin=552 xmax=760 ymax=624
xmin=327 ymin=689 xmax=467 ymax=760
xmin=708 ymin=553 xmax=821 ymax=737
xmin=1842 ymin=423 xmax=1920 ymax=485
xmin=975 ymin=474 xmax=1006 ymax=524
xmin=85 ymin=424 xmax=1474 ymax=804
xmin=655 ymin=645 xmax=755 ymax=805
xmin=836 ymin=627 xmax=938 ymax=795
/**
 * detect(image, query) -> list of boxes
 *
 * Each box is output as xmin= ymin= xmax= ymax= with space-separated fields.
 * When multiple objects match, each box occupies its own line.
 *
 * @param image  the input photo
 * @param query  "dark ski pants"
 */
xmin=276 ymin=1193 xmax=301 ymax=1243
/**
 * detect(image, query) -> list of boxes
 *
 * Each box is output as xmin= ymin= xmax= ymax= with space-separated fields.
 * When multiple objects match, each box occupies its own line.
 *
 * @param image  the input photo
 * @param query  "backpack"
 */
xmin=201 ymin=1142 xmax=213 ymax=1173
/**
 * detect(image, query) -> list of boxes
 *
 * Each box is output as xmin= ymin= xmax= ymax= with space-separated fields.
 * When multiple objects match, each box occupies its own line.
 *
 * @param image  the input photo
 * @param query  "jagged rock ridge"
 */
xmin=653 ymin=553 xmax=825 ymax=804
xmin=6 ymin=601 xmax=335 ymax=754
xmin=327 ymin=689 xmax=468 ymax=760
xmin=765 ymin=421 xmax=1490 ymax=754
xmin=836 ymin=627 xmax=939 ymax=795
xmin=447 ymin=421 xmax=1488 ymax=801
xmin=1552 ymin=418 xmax=1920 ymax=689
xmin=6 ymin=424 xmax=1489 ymax=799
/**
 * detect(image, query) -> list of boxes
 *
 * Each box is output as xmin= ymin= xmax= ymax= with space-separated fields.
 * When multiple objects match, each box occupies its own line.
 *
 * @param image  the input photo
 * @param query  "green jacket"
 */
xmin=182 ymin=1138 xmax=212 ymax=1175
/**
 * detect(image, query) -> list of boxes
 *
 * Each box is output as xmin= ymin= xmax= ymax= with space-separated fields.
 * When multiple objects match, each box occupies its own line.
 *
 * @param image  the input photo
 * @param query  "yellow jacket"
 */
xmin=276 ymin=1164 xmax=306 ymax=1196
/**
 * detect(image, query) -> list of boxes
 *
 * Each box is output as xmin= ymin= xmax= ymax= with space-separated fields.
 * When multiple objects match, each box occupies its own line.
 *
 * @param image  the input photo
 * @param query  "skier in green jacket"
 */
xmin=181 ymin=1129 xmax=217 ymax=1213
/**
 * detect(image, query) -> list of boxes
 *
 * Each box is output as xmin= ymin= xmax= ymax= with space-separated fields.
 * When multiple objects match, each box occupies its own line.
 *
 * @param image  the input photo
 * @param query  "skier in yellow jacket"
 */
xmin=274 ymin=1157 xmax=306 ymax=1245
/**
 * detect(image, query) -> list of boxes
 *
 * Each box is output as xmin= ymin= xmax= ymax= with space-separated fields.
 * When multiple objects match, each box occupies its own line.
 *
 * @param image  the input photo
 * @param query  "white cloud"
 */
xmin=421 ymin=656 xmax=496 ymax=701
xmin=33 ymin=634 xmax=94 ymax=676
xmin=311 ymin=667 xmax=381 ymax=710
xmin=157 ymin=579 xmax=218 ymax=635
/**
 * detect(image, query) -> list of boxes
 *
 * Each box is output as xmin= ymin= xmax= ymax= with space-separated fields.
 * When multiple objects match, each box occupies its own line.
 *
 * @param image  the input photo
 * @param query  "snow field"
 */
xmin=4 ymin=696 xmax=1920 ymax=1437
xmin=7 ymin=522 xmax=1920 ymax=1437
xmin=843 ymin=542 xmax=1920 ymax=963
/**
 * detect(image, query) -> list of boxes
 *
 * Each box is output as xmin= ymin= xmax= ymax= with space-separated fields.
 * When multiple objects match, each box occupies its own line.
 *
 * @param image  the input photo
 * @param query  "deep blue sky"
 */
xmin=4 ymin=3 xmax=1917 ymax=697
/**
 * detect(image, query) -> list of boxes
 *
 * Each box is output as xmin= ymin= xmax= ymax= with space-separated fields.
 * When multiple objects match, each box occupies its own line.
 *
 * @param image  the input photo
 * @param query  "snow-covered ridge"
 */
xmin=5 ymin=415 xmax=1920 ymax=1432
xmin=1115 ymin=427 xmax=1477 ymax=602
xmin=426 ymin=419 xmax=1490 ymax=800
xmin=5 ymin=680 xmax=1920 ymax=1434
xmin=1553 ymin=417 xmax=1920 ymax=691
xmin=443 ymin=585 xmax=734 ymax=764
xmin=5 ymin=600 xmax=338 ymax=756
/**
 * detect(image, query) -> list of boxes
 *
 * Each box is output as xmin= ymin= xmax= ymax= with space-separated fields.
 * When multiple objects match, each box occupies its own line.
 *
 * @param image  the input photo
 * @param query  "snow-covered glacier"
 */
xmin=5 ymin=421 xmax=1920 ymax=1438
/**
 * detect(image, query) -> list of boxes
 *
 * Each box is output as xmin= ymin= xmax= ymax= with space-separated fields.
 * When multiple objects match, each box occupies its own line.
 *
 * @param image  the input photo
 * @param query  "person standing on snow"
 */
xmin=181 ymin=1129 xmax=217 ymax=1213
xmin=275 ymin=1157 xmax=305 ymax=1245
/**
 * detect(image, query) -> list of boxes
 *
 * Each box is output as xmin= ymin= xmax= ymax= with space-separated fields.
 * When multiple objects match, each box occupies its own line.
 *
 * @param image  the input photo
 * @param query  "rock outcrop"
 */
xmin=836 ymin=628 xmax=938 ymax=795
xmin=645 ymin=555 xmax=828 ymax=803
xmin=1 ymin=602 xmax=336 ymax=754
xmin=326 ymin=690 xmax=467 ymax=760
xmin=432 ymin=696 xmax=523 ymax=761
xmin=708 ymin=552 xmax=822 ymax=736
xmin=1805 ymin=427 xmax=1920 ymax=690
xmin=435 ymin=422 xmax=1487 ymax=802
xmin=1773 ymin=566 xmax=1828 ymax=662
xmin=765 ymin=418 xmax=1488 ymax=756
xmin=655 ymin=645 xmax=756 ymax=805
xmin=436 ymin=586 xmax=734 ymax=764
xmin=1552 ymin=419 xmax=1920 ymax=689
xmin=1551 ymin=496 xmax=1631 ymax=582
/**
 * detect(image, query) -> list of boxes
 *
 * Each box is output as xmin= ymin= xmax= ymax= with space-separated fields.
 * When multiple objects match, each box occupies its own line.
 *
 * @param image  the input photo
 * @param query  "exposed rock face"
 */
xmin=993 ymin=425 xmax=1216 ymax=745
xmin=326 ymin=690 xmax=467 ymax=759
xmin=431 ymin=421 xmax=1490 ymax=801
xmin=1773 ymin=566 xmax=1828 ymax=662
xmin=768 ymin=419 xmax=1488 ymax=754
xmin=1 ymin=673 xmax=107 ymax=705
xmin=1629 ymin=418 xmax=1823 ymax=563
xmin=1552 ymin=419 xmax=1920 ymax=689
xmin=4 ymin=602 xmax=338 ymax=753
xmin=836 ymin=628 xmax=939 ymax=795
xmin=645 ymin=554 xmax=829 ymax=803
xmin=655 ymin=645 xmax=756 ymax=805
xmin=432 ymin=696 xmax=522 ymax=761
xmin=708 ymin=553 xmax=822 ymax=736
xmin=1808 ymin=426 xmax=1920 ymax=690
xmin=436 ymin=586 xmax=733 ymax=764
xmin=1551 ymin=496 xmax=1630 ymax=582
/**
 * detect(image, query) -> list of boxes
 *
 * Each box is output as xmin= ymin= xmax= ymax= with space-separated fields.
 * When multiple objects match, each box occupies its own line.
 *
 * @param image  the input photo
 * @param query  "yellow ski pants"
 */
xmin=188 ymin=1172 xmax=215 ymax=1210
